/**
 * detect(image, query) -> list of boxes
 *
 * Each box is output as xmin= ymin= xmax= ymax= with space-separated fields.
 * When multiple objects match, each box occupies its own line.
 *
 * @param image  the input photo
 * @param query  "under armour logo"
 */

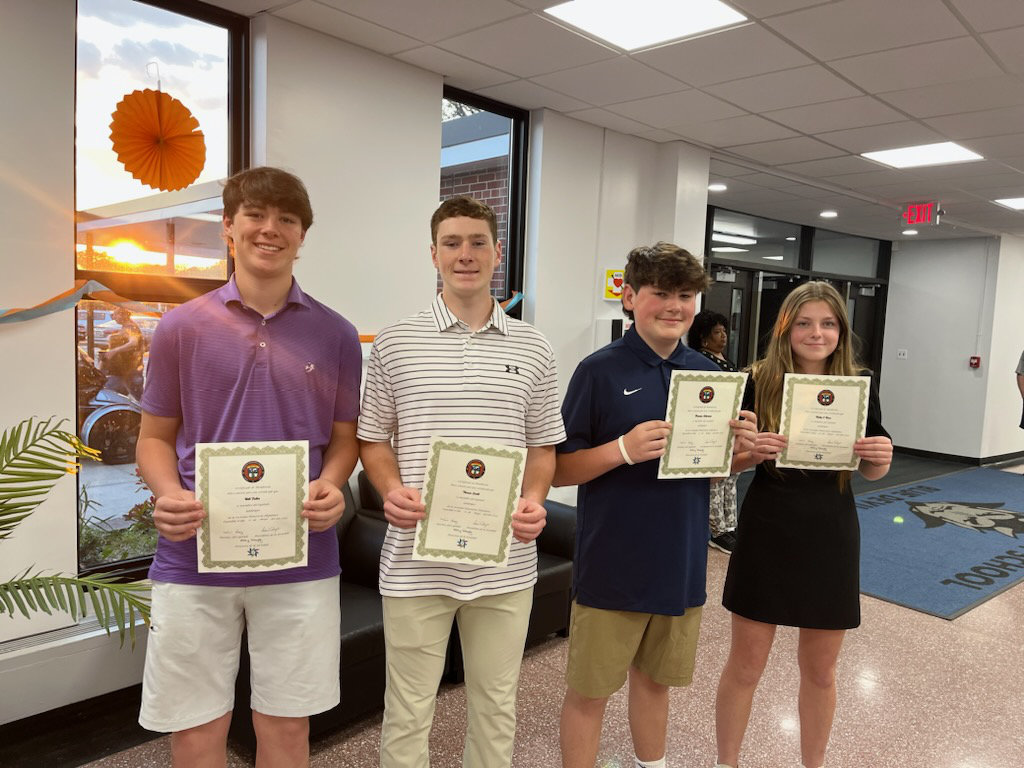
xmin=505 ymin=365 xmax=521 ymax=374
xmin=305 ymin=362 xmax=315 ymax=373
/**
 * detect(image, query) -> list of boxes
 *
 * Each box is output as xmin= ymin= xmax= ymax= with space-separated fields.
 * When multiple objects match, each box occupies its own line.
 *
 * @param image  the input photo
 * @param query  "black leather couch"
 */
xmin=228 ymin=473 xmax=576 ymax=752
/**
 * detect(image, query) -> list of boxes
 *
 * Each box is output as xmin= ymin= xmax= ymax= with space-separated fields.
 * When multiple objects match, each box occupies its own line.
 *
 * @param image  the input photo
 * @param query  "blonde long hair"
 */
xmin=751 ymin=281 xmax=861 ymax=435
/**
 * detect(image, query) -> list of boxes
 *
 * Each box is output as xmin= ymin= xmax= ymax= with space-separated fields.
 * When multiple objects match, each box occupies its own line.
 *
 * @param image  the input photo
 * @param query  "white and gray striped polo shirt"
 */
xmin=357 ymin=293 xmax=567 ymax=599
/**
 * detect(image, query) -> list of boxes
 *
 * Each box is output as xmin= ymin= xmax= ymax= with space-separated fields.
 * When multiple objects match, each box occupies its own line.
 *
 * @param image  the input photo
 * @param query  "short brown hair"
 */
xmin=622 ymin=242 xmax=710 ymax=319
xmin=430 ymin=196 xmax=498 ymax=244
xmin=222 ymin=167 xmax=313 ymax=232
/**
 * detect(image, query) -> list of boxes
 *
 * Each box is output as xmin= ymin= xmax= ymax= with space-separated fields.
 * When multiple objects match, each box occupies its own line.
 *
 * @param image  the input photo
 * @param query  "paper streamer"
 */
xmin=0 ymin=280 xmax=158 ymax=324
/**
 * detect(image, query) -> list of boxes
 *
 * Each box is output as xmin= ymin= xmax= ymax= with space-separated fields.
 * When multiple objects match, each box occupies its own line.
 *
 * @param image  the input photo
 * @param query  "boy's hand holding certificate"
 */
xmin=414 ymin=437 xmax=526 ymax=567
xmin=195 ymin=440 xmax=309 ymax=572
xmin=776 ymin=373 xmax=869 ymax=470
xmin=658 ymin=370 xmax=748 ymax=479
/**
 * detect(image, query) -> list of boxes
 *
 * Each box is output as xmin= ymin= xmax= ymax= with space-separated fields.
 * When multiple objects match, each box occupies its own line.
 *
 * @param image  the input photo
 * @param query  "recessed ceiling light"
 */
xmin=861 ymin=141 xmax=983 ymax=169
xmin=819 ymin=210 xmax=838 ymax=218
xmin=785 ymin=236 xmax=796 ymax=241
xmin=711 ymin=246 xmax=748 ymax=253
xmin=708 ymin=183 xmax=728 ymax=192
xmin=545 ymin=0 xmax=746 ymax=51
xmin=763 ymin=255 xmax=784 ymax=260
xmin=902 ymin=229 xmax=918 ymax=235
xmin=994 ymin=197 xmax=1024 ymax=210
xmin=712 ymin=232 xmax=757 ymax=245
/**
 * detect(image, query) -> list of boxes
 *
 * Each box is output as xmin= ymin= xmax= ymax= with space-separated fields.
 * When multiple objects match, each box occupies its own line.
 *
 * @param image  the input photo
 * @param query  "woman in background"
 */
xmin=687 ymin=309 xmax=739 ymax=554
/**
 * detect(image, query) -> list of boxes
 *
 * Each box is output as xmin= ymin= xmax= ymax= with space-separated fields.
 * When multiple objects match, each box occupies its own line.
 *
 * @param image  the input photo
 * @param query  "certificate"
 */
xmin=659 ymin=370 xmax=748 ymax=479
xmin=777 ymin=374 xmax=869 ymax=470
xmin=414 ymin=438 xmax=526 ymax=566
xmin=195 ymin=440 xmax=308 ymax=572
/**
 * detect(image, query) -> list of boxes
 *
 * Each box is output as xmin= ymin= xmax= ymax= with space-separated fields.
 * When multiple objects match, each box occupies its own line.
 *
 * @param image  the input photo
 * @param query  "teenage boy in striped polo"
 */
xmin=555 ymin=243 xmax=757 ymax=768
xmin=358 ymin=196 xmax=566 ymax=767
xmin=136 ymin=167 xmax=361 ymax=766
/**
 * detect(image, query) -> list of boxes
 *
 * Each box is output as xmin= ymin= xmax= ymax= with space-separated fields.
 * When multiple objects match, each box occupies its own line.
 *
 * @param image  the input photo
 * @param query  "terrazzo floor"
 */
xmin=82 ymin=492 xmax=1024 ymax=767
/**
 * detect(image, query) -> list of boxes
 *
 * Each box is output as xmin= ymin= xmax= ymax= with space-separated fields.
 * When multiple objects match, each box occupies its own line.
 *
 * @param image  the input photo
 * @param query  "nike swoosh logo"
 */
xmin=623 ymin=388 xmax=642 ymax=396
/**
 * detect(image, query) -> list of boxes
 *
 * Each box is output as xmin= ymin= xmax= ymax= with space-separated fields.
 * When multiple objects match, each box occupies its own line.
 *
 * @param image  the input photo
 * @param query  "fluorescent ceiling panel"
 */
xmin=711 ymin=246 xmax=749 ymax=253
xmin=993 ymin=197 xmax=1024 ymax=210
xmin=861 ymin=141 xmax=983 ymax=168
xmin=712 ymin=233 xmax=757 ymax=245
xmin=545 ymin=0 xmax=746 ymax=51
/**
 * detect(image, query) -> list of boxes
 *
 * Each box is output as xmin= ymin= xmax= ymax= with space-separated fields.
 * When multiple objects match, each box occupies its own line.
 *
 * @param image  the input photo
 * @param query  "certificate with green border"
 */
xmin=414 ymin=438 xmax=526 ymax=567
xmin=777 ymin=374 xmax=869 ymax=471
xmin=195 ymin=440 xmax=308 ymax=572
xmin=659 ymin=370 xmax=747 ymax=479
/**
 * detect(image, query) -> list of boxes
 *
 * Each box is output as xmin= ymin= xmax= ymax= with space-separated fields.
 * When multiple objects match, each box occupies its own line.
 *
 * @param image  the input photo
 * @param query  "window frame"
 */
xmin=442 ymin=86 xmax=529 ymax=317
xmin=75 ymin=0 xmax=249 ymax=581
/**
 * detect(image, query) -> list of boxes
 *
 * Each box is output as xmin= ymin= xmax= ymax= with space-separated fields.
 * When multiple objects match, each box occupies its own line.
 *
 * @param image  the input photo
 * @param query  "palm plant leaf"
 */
xmin=0 ymin=569 xmax=151 ymax=648
xmin=0 ymin=417 xmax=100 ymax=540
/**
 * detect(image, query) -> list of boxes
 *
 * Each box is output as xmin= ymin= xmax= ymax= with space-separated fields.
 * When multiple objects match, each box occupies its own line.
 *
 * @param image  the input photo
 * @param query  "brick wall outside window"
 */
xmin=437 ymin=157 xmax=510 ymax=299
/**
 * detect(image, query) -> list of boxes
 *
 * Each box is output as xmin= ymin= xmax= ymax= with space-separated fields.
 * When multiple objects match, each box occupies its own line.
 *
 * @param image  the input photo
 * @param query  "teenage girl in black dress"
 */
xmin=713 ymin=282 xmax=893 ymax=768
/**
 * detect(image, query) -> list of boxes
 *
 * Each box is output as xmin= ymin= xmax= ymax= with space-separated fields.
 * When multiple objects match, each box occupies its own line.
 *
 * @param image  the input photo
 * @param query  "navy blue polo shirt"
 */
xmin=558 ymin=326 xmax=720 ymax=615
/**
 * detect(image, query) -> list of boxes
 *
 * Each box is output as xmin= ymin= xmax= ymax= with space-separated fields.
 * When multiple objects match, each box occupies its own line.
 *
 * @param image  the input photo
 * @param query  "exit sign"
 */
xmin=901 ymin=201 xmax=940 ymax=226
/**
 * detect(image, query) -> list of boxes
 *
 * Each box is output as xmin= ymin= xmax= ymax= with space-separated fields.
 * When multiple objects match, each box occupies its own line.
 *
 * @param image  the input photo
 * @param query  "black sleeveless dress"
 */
xmin=722 ymin=375 xmax=889 ymax=630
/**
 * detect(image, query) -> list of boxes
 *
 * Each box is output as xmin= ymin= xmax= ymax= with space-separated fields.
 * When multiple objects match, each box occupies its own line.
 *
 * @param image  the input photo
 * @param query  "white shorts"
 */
xmin=139 ymin=576 xmax=340 ymax=732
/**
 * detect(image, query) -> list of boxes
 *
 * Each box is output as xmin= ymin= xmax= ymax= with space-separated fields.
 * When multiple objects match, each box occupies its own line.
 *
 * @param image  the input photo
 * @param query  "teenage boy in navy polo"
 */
xmin=136 ymin=167 xmax=361 ymax=766
xmin=555 ymin=243 xmax=757 ymax=768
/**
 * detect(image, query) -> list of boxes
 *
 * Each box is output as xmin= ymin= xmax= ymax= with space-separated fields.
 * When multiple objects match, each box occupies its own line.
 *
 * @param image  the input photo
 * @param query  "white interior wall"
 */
xmin=0 ymin=0 xmax=78 ymax=645
xmin=881 ymin=236 xmax=1015 ymax=459
xmin=251 ymin=15 xmax=441 ymax=335
xmin=982 ymin=235 xmax=1024 ymax=458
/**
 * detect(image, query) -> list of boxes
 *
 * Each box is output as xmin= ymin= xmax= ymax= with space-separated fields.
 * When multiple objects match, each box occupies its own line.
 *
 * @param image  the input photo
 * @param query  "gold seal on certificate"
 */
xmin=414 ymin=438 xmax=526 ymax=567
xmin=195 ymin=440 xmax=308 ymax=572
xmin=777 ymin=374 xmax=869 ymax=471
xmin=659 ymin=370 xmax=748 ymax=479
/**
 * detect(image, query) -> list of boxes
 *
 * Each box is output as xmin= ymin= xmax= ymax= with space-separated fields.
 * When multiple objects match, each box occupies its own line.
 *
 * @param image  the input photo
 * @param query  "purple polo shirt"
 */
xmin=142 ymin=276 xmax=361 ymax=586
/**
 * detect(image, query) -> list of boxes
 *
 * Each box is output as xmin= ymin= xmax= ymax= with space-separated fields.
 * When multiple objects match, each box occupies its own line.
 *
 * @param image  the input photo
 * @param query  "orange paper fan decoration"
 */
xmin=109 ymin=88 xmax=206 ymax=192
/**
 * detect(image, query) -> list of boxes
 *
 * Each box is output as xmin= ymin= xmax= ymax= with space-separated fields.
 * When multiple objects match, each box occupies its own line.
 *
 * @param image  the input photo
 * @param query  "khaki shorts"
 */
xmin=139 ymin=577 xmax=340 ymax=732
xmin=565 ymin=600 xmax=703 ymax=699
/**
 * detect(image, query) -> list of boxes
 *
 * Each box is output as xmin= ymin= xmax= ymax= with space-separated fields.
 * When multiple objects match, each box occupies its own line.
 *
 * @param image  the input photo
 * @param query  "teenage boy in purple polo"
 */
xmin=136 ymin=167 xmax=361 ymax=766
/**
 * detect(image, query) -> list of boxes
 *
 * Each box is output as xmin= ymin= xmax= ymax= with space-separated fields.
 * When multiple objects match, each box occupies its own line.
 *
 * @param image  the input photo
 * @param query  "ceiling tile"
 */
xmin=764 ymin=0 xmax=966 ymax=61
xmin=476 ymin=78 xmax=590 ymax=111
xmin=903 ymin=159 xmax=1011 ymax=181
xmin=274 ymin=2 xmax=422 ymax=53
xmin=777 ymin=155 xmax=880 ymax=177
xmin=947 ymin=0 xmax=1024 ymax=32
xmin=960 ymin=133 xmax=1024 ymax=160
xmin=815 ymin=121 xmax=944 ymax=154
xmin=830 ymin=37 xmax=1003 ymax=94
xmin=704 ymin=65 xmax=861 ymax=112
xmin=710 ymin=158 xmax=760 ymax=177
xmin=395 ymin=46 xmax=515 ymax=89
xmin=727 ymin=0 xmax=836 ymax=18
xmin=564 ymin=108 xmax=654 ymax=135
xmin=318 ymin=0 xmax=524 ymax=43
xmin=734 ymin=171 xmax=813 ymax=190
xmin=924 ymin=105 xmax=1024 ymax=140
xmin=632 ymin=128 xmax=686 ymax=143
xmin=877 ymin=75 xmax=1024 ymax=117
xmin=822 ymin=168 xmax=907 ymax=188
xmin=530 ymin=58 xmax=684 ymax=106
xmin=725 ymin=136 xmax=846 ymax=165
xmin=674 ymin=114 xmax=798 ymax=146
xmin=208 ymin=0 xmax=285 ymax=13
xmin=438 ymin=13 xmax=616 ymax=78
xmin=981 ymin=26 xmax=1024 ymax=73
xmin=606 ymin=89 xmax=745 ymax=128
xmin=943 ymin=172 xmax=1024 ymax=191
xmin=763 ymin=96 xmax=905 ymax=133
xmin=634 ymin=23 xmax=812 ymax=87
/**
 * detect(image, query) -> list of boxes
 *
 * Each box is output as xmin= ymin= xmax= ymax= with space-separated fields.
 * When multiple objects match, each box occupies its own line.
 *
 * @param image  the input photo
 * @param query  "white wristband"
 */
xmin=617 ymin=435 xmax=635 ymax=466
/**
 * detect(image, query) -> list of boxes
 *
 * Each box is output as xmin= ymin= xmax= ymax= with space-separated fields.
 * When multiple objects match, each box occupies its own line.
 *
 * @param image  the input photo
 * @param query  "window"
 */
xmin=811 ymin=228 xmax=879 ymax=278
xmin=439 ymin=87 xmax=528 ymax=311
xmin=707 ymin=209 xmax=801 ymax=268
xmin=75 ymin=0 xmax=246 ymax=572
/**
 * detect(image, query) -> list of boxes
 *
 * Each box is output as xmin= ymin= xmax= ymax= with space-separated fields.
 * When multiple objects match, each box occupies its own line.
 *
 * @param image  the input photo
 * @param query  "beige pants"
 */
xmin=380 ymin=587 xmax=534 ymax=768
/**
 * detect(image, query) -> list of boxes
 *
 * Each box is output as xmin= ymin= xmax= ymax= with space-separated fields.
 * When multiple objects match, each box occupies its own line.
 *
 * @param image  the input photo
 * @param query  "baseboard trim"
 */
xmin=894 ymin=446 xmax=1024 ymax=466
